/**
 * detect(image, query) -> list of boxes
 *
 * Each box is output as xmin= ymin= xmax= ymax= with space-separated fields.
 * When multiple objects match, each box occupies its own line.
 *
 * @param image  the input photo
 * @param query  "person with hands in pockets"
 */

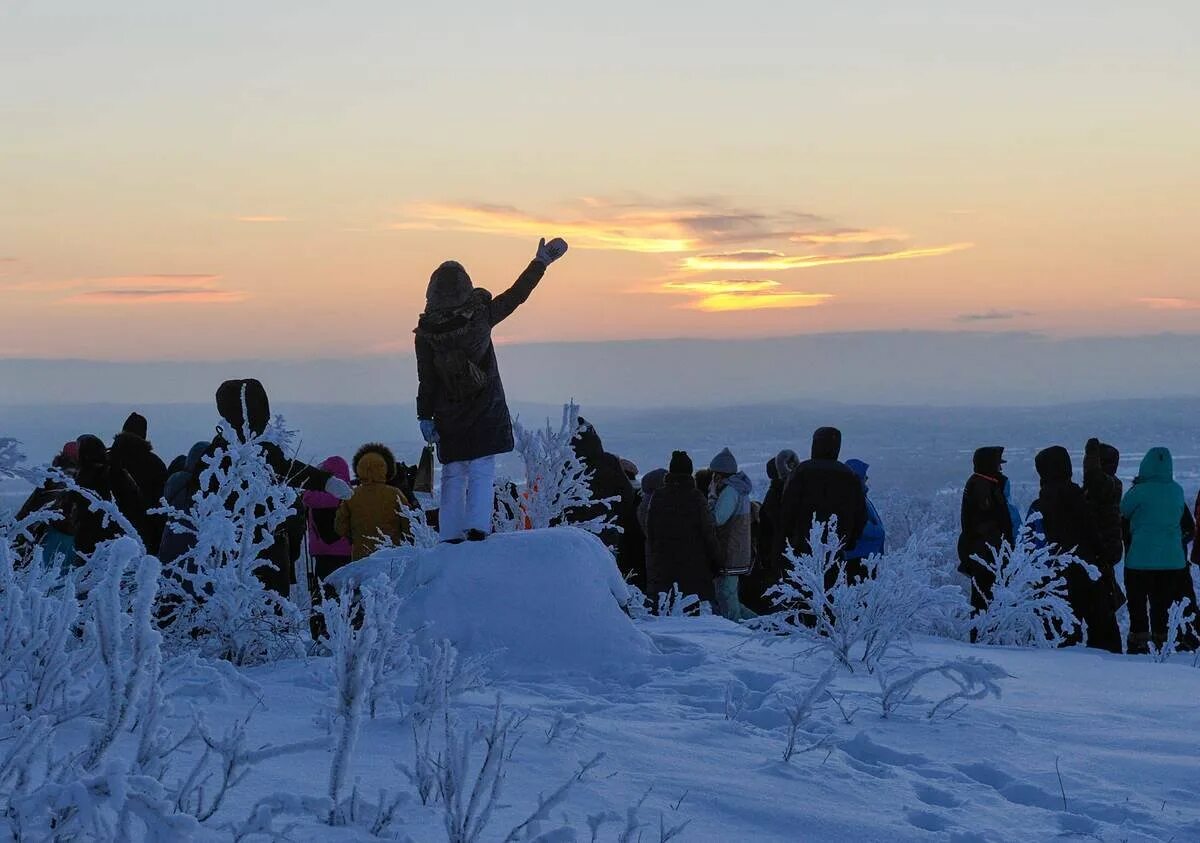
xmin=414 ymin=237 xmax=569 ymax=543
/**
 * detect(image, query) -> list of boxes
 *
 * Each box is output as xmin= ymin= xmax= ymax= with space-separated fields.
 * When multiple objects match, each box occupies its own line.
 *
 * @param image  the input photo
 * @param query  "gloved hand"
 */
xmin=535 ymin=237 xmax=569 ymax=266
xmin=325 ymin=476 xmax=353 ymax=501
xmin=419 ymin=418 xmax=439 ymax=444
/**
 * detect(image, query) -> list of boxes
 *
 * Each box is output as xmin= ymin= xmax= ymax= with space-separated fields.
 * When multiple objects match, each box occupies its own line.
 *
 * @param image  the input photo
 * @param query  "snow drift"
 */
xmin=328 ymin=527 xmax=657 ymax=676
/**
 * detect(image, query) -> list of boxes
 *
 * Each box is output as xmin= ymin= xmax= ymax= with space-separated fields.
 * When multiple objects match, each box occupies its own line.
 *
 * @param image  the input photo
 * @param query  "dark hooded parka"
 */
xmin=69 ymin=434 xmax=145 ymax=558
xmin=566 ymin=417 xmax=640 ymax=578
xmin=211 ymin=379 xmax=333 ymax=597
xmin=1030 ymin=446 xmax=1122 ymax=653
xmin=1081 ymin=438 xmax=1127 ymax=609
xmin=109 ymin=412 xmax=169 ymax=554
xmin=957 ymin=446 xmax=1015 ymax=614
xmin=773 ymin=429 xmax=867 ymax=569
xmin=645 ymin=451 xmax=721 ymax=605
xmin=741 ymin=450 xmax=798 ymax=614
xmin=414 ymin=260 xmax=544 ymax=465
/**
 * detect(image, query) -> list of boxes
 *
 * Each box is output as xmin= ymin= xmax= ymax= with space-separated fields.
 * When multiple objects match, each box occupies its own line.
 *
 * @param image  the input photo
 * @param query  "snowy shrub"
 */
xmin=1148 ymin=598 xmax=1197 ymax=664
xmin=876 ymin=658 xmax=1010 ymax=720
xmin=0 ymin=436 xmax=23 ymax=478
xmin=156 ymin=417 xmax=306 ymax=665
xmin=760 ymin=517 xmax=966 ymax=672
xmin=401 ymin=499 xmax=441 ymax=549
xmin=654 ymin=584 xmax=707 ymax=618
xmin=495 ymin=402 xmax=617 ymax=536
xmin=968 ymin=525 xmax=1095 ymax=647
xmin=778 ymin=665 xmax=838 ymax=762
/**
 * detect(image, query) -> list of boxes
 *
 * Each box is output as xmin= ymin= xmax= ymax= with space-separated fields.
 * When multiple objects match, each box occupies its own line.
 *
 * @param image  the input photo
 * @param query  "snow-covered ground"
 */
xmin=219 ymin=611 xmax=1200 ymax=842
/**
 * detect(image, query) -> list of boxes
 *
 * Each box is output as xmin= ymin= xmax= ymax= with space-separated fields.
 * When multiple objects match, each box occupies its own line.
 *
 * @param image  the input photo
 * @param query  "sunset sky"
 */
xmin=2 ymin=1 xmax=1198 ymax=360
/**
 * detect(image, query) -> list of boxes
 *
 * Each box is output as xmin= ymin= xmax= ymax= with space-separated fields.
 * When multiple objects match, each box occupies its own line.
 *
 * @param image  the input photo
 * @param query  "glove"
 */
xmin=325 ymin=476 xmax=353 ymax=501
xmin=535 ymin=237 xmax=568 ymax=266
xmin=419 ymin=418 xmax=439 ymax=444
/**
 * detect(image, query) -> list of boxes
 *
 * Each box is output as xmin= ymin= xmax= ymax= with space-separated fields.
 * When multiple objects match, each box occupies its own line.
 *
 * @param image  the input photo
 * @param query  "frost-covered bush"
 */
xmin=156 ymin=417 xmax=306 ymax=665
xmin=761 ymin=517 xmax=966 ymax=672
xmin=494 ymin=402 xmax=616 ymax=536
xmin=968 ymin=526 xmax=1094 ymax=647
xmin=877 ymin=658 xmax=1010 ymax=719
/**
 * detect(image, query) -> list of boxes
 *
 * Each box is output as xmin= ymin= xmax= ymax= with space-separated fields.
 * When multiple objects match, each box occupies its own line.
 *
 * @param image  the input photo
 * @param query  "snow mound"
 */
xmin=328 ymin=527 xmax=657 ymax=677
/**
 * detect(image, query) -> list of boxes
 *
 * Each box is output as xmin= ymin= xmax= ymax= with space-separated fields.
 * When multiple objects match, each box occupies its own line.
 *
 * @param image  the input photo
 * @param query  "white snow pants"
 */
xmin=439 ymin=455 xmax=496 ymax=540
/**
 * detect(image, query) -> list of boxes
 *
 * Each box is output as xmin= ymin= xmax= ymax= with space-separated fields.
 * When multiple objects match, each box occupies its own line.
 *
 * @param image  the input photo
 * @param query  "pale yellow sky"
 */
xmin=2 ymin=1 xmax=1198 ymax=360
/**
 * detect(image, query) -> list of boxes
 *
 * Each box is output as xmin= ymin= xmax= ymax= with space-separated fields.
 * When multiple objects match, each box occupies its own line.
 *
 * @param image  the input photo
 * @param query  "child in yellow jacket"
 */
xmin=335 ymin=446 xmax=412 ymax=560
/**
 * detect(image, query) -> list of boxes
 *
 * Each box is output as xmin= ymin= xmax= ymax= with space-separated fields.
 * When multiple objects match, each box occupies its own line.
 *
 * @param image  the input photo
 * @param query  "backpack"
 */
xmin=432 ymin=345 xmax=489 ymax=403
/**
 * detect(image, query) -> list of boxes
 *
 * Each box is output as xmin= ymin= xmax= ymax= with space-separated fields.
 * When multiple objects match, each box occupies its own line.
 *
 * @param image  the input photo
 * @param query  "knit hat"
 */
xmin=122 ymin=412 xmax=148 ymax=440
xmin=61 ymin=441 xmax=80 ymax=463
xmin=668 ymin=450 xmax=693 ymax=475
xmin=709 ymin=447 xmax=737 ymax=475
xmin=426 ymin=261 xmax=474 ymax=312
xmin=811 ymin=427 xmax=842 ymax=460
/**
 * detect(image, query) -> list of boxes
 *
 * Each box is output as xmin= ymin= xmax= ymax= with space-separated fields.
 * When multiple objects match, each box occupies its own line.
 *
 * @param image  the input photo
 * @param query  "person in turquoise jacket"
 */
xmin=1120 ymin=447 xmax=1198 ymax=653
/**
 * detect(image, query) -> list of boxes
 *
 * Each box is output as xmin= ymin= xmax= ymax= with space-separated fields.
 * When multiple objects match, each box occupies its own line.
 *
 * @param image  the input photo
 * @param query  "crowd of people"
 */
xmin=13 ymin=234 xmax=1200 ymax=657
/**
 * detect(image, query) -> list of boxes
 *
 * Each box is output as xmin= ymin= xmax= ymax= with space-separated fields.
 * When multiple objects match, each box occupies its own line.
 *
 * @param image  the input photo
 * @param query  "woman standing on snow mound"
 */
xmin=415 ymin=236 xmax=569 ymax=543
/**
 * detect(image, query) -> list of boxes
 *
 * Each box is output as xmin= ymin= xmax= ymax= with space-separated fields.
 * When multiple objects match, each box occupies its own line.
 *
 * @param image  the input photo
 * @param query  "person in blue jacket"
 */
xmin=845 ymin=459 xmax=885 ymax=565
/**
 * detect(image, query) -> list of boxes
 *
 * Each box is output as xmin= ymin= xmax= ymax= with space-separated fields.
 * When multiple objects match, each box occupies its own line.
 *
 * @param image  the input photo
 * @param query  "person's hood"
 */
xmin=425 ymin=260 xmax=474 ymax=312
xmin=811 ymin=427 xmax=842 ymax=461
xmin=356 ymin=451 xmax=389 ymax=484
xmin=765 ymin=459 xmax=779 ymax=481
xmin=1099 ymin=443 xmax=1120 ymax=476
xmin=722 ymin=471 xmax=753 ymax=496
xmin=619 ymin=458 xmax=639 ymax=480
xmin=1035 ymin=446 xmax=1072 ymax=484
xmin=320 ymin=455 xmax=351 ymax=483
xmin=845 ymin=459 xmax=869 ymax=482
xmin=352 ymin=443 xmax=397 ymax=482
xmin=122 ymin=411 xmax=148 ymax=440
xmin=572 ymin=417 xmax=606 ymax=465
xmin=216 ymin=379 xmax=271 ymax=441
xmin=774 ymin=448 xmax=800 ymax=478
xmin=973 ymin=446 xmax=1005 ymax=476
xmin=1137 ymin=447 xmax=1174 ymax=483
xmin=76 ymin=434 xmax=108 ymax=467
xmin=709 ymin=447 xmax=738 ymax=475
xmin=184 ymin=441 xmax=210 ymax=473
xmin=641 ymin=467 xmax=668 ymax=495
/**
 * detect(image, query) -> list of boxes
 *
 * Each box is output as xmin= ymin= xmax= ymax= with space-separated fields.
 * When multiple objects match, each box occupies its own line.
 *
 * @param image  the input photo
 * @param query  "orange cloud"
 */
xmin=235 ymin=215 xmax=292 ymax=223
xmin=682 ymin=243 xmax=973 ymax=272
xmin=789 ymin=228 xmax=905 ymax=245
xmin=1137 ymin=297 xmax=1200 ymax=310
xmin=65 ymin=289 xmax=247 ymax=304
xmin=687 ymin=292 xmax=833 ymax=312
xmin=659 ymin=279 xmax=782 ymax=295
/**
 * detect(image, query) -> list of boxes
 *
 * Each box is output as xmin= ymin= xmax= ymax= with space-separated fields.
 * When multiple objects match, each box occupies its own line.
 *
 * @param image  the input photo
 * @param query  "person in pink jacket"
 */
xmin=303 ymin=456 xmax=352 ymax=639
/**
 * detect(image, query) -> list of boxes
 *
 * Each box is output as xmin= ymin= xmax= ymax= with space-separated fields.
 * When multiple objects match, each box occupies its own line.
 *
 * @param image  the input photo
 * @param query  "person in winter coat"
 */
xmin=68 ymin=434 xmax=145 ymax=557
xmin=568 ymin=417 xmax=640 ymax=572
xmin=157 ymin=441 xmax=210 ymax=567
xmin=636 ymin=468 xmax=667 ymax=532
xmin=707 ymin=448 xmax=757 ymax=622
xmin=1028 ymin=446 xmax=1122 ymax=653
xmin=336 ymin=449 xmax=412 ymax=561
xmin=774 ymin=428 xmax=868 ymax=575
xmin=1081 ymin=438 xmax=1127 ymax=613
xmin=741 ymin=450 xmax=799 ymax=614
xmin=303 ymin=456 xmax=354 ymax=639
xmin=645 ymin=451 xmax=721 ymax=607
xmin=415 ymin=237 xmax=568 ymax=543
xmin=108 ymin=412 xmax=169 ymax=553
xmin=957 ymin=446 xmax=1015 ymax=619
xmin=1120 ymin=447 xmax=1198 ymax=653
xmin=844 ymin=459 xmax=885 ymax=564
xmin=211 ymin=379 xmax=351 ymax=597
xmin=15 ymin=441 xmax=80 ymax=572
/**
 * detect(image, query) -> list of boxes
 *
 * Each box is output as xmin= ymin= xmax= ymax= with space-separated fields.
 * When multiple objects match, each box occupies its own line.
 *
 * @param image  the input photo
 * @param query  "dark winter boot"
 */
xmin=466 ymin=529 xmax=488 ymax=542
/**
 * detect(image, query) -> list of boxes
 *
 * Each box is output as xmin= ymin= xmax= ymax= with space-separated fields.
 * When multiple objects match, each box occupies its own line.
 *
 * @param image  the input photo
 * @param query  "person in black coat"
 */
xmin=645 ymin=451 xmax=720 ymax=607
xmin=1029 ymin=446 xmax=1122 ymax=653
xmin=414 ymin=237 xmax=568 ymax=542
xmin=957 ymin=446 xmax=1015 ymax=619
xmin=68 ymin=434 xmax=145 ymax=558
xmin=567 ymin=417 xmax=639 ymax=558
xmin=109 ymin=412 xmax=169 ymax=554
xmin=773 ymin=429 xmax=867 ymax=574
xmin=1082 ymin=438 xmax=1127 ymax=614
xmin=742 ymin=449 xmax=799 ymax=614
xmin=211 ymin=379 xmax=350 ymax=597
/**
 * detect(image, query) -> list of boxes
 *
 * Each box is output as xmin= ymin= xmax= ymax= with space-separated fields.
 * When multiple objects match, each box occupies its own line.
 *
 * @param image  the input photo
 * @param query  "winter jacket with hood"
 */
xmin=304 ymin=456 xmax=353 ymax=559
xmin=710 ymin=470 xmax=754 ymax=576
xmin=1082 ymin=438 xmax=1124 ymax=568
xmin=645 ymin=471 xmax=721 ymax=603
xmin=844 ymin=459 xmax=885 ymax=560
xmin=774 ymin=428 xmax=867 ymax=559
xmin=1121 ymin=448 xmax=1189 ymax=570
xmin=414 ymin=260 xmax=545 ymax=465
xmin=636 ymin=468 xmax=668 ymax=532
xmin=69 ymin=434 xmax=144 ymax=557
xmin=158 ymin=441 xmax=211 ymax=567
xmin=109 ymin=413 xmax=168 ymax=553
xmin=336 ymin=451 xmax=411 ymax=561
xmin=566 ymin=417 xmax=637 ymax=555
xmin=957 ymin=446 xmax=1014 ymax=574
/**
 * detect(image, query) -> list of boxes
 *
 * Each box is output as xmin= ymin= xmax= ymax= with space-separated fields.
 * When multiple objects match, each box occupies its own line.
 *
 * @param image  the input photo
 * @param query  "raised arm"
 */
xmin=488 ymin=237 xmax=568 ymax=327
